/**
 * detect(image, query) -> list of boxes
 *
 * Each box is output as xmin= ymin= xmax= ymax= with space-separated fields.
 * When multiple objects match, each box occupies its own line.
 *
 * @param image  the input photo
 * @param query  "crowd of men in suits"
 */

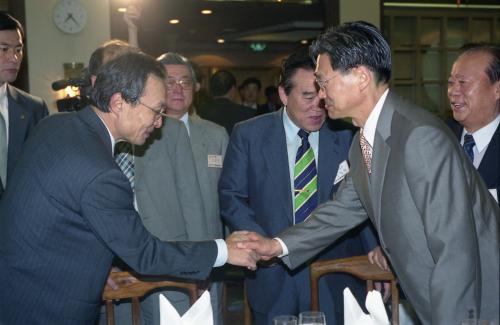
xmin=0 ymin=8 xmax=498 ymax=325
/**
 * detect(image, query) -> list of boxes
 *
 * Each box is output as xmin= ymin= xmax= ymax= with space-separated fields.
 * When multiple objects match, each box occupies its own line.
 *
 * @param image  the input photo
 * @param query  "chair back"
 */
xmin=102 ymin=271 xmax=202 ymax=325
xmin=310 ymin=255 xmax=399 ymax=325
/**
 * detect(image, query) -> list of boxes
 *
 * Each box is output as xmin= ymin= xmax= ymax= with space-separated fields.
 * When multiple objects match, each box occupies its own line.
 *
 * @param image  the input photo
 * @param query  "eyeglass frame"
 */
xmin=165 ymin=77 xmax=194 ymax=91
xmin=315 ymin=74 xmax=338 ymax=91
xmin=137 ymin=99 xmax=168 ymax=119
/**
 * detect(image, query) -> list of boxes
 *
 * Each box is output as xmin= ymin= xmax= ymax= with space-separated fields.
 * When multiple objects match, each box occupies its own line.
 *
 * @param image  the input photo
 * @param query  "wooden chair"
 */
xmin=102 ymin=271 xmax=203 ymax=325
xmin=310 ymin=255 xmax=399 ymax=325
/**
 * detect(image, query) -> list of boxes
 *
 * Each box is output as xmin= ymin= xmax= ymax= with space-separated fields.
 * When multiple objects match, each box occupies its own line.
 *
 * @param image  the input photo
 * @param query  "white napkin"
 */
xmin=343 ymin=287 xmax=390 ymax=325
xmin=159 ymin=290 xmax=213 ymax=325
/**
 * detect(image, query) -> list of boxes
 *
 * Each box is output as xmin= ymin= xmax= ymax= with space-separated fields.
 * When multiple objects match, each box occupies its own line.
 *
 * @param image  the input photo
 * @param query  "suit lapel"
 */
xmin=317 ymin=124 xmax=341 ymax=203
xmin=478 ymin=123 xmax=500 ymax=189
xmin=6 ymin=85 xmax=29 ymax=174
xmin=350 ymin=132 xmax=375 ymax=217
xmin=189 ymin=117 xmax=209 ymax=185
xmin=370 ymin=91 xmax=396 ymax=230
xmin=262 ymin=110 xmax=293 ymax=222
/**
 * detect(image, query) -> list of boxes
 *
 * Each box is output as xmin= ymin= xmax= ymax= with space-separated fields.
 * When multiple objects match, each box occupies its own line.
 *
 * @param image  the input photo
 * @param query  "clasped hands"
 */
xmin=226 ymin=231 xmax=283 ymax=270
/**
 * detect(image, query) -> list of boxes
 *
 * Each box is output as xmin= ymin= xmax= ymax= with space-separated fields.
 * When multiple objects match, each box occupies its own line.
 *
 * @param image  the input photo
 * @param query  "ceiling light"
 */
xmin=301 ymin=40 xmax=308 ymax=44
xmin=169 ymin=19 xmax=180 ymax=24
xmin=217 ymin=38 xmax=225 ymax=44
xmin=117 ymin=7 xmax=127 ymax=13
xmin=201 ymin=9 xmax=212 ymax=15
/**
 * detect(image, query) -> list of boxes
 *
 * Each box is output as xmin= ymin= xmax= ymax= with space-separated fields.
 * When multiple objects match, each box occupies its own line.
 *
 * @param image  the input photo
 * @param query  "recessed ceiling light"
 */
xmin=169 ymin=19 xmax=180 ymax=24
xmin=201 ymin=9 xmax=212 ymax=15
xmin=217 ymin=38 xmax=225 ymax=44
xmin=117 ymin=7 xmax=127 ymax=13
xmin=301 ymin=39 xmax=308 ymax=44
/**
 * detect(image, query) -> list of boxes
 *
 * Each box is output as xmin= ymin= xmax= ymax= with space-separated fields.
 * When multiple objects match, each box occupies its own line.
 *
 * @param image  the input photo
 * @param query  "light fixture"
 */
xmin=301 ymin=39 xmax=308 ymax=45
xmin=217 ymin=38 xmax=225 ymax=44
xmin=201 ymin=9 xmax=212 ymax=15
xmin=169 ymin=19 xmax=180 ymax=24
xmin=117 ymin=7 xmax=127 ymax=13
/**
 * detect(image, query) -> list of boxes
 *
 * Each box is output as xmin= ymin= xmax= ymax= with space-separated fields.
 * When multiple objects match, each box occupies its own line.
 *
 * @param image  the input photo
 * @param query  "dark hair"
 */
xmin=88 ymin=39 xmax=139 ymax=76
xmin=0 ymin=12 xmax=24 ymax=38
xmin=459 ymin=43 xmax=500 ymax=84
xmin=210 ymin=70 xmax=236 ymax=97
xmin=279 ymin=51 xmax=315 ymax=95
xmin=240 ymin=77 xmax=261 ymax=90
xmin=310 ymin=21 xmax=391 ymax=84
xmin=90 ymin=52 xmax=165 ymax=112
xmin=157 ymin=52 xmax=197 ymax=82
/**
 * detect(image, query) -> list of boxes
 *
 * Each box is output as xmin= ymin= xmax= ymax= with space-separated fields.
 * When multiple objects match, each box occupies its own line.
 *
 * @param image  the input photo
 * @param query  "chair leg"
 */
xmin=391 ymin=281 xmax=399 ymax=325
xmin=106 ymin=301 xmax=115 ymax=325
xmin=132 ymin=297 xmax=141 ymax=325
xmin=243 ymin=285 xmax=252 ymax=325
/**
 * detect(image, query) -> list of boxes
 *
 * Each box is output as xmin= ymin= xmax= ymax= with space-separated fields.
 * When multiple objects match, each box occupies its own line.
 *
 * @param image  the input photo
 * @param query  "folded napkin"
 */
xmin=343 ymin=287 xmax=390 ymax=325
xmin=160 ymin=290 xmax=213 ymax=325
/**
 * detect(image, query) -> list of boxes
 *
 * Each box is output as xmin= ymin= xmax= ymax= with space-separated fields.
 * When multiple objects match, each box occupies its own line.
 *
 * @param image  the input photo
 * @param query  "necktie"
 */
xmin=463 ymin=133 xmax=475 ymax=162
xmin=115 ymin=142 xmax=134 ymax=191
xmin=294 ymin=129 xmax=318 ymax=223
xmin=0 ymin=112 xmax=7 ymax=187
xmin=360 ymin=129 xmax=372 ymax=175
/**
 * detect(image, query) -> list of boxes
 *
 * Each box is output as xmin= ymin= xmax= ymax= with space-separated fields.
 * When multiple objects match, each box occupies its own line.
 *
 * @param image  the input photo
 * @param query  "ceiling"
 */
xmin=109 ymin=0 xmax=326 ymax=59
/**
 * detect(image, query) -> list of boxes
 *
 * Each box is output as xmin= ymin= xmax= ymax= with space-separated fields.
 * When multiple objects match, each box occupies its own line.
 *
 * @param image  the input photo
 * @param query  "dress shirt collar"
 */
xmin=0 ymin=83 xmax=7 ymax=102
xmin=180 ymin=112 xmax=190 ymax=136
xmin=462 ymin=113 xmax=500 ymax=153
xmin=282 ymin=106 xmax=319 ymax=144
xmin=361 ymin=89 xmax=389 ymax=147
xmin=94 ymin=111 xmax=116 ymax=155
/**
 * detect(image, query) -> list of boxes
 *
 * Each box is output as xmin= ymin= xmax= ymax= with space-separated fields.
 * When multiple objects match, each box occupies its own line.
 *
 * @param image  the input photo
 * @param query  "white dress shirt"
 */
xmin=0 ymin=83 xmax=9 ymax=144
xmin=460 ymin=113 xmax=500 ymax=169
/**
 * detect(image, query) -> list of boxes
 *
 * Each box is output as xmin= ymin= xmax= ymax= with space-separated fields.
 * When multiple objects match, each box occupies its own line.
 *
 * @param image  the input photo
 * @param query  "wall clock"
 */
xmin=53 ymin=0 xmax=88 ymax=34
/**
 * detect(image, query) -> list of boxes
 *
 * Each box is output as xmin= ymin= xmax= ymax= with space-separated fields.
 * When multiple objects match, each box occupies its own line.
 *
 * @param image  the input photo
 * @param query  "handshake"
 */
xmin=225 ymin=231 xmax=284 ymax=271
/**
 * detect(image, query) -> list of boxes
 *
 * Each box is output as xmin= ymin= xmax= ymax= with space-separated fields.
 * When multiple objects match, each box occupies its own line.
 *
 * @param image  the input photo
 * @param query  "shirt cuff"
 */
xmin=274 ymin=237 xmax=289 ymax=257
xmin=213 ymin=239 xmax=228 ymax=267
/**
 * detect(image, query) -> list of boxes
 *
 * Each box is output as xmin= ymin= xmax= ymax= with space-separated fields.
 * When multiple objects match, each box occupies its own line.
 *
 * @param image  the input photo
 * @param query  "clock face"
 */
xmin=53 ymin=0 xmax=88 ymax=34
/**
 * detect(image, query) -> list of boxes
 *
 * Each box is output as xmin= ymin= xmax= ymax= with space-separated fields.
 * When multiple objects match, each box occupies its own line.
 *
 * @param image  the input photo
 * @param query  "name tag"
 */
xmin=489 ymin=189 xmax=498 ymax=203
xmin=207 ymin=155 xmax=223 ymax=168
xmin=334 ymin=160 xmax=350 ymax=185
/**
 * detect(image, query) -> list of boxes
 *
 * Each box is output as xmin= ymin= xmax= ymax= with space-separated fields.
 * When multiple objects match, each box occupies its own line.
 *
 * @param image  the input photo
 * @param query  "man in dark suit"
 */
xmin=242 ymin=22 xmax=499 ymax=324
xmin=447 ymin=44 xmax=499 ymax=205
xmin=0 ymin=52 xmax=258 ymax=324
xmin=198 ymin=70 xmax=255 ymax=135
xmin=0 ymin=12 xmax=48 ymax=197
xmin=219 ymin=52 xmax=380 ymax=324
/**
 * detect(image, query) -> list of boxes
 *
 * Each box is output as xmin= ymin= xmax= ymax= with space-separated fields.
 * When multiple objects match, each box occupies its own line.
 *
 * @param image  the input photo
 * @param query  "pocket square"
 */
xmin=160 ymin=290 xmax=213 ymax=325
xmin=334 ymin=160 xmax=350 ymax=185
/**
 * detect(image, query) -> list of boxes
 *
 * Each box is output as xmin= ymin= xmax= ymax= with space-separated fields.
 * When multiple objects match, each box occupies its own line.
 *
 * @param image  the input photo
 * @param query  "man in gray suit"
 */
xmin=150 ymin=52 xmax=228 ymax=325
xmin=242 ymin=21 xmax=499 ymax=325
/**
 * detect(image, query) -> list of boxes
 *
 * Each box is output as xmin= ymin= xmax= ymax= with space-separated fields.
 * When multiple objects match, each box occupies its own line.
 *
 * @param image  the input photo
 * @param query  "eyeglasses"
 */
xmin=165 ymin=78 xmax=193 ymax=90
xmin=315 ymin=74 xmax=338 ymax=90
xmin=138 ymin=100 xmax=168 ymax=119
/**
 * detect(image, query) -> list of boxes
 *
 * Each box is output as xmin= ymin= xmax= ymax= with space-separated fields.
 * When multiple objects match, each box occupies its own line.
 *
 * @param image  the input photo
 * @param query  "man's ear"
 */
xmin=108 ymin=93 xmax=124 ymax=115
xmin=278 ymin=85 xmax=288 ymax=107
xmin=195 ymin=82 xmax=201 ymax=92
xmin=354 ymin=66 xmax=372 ymax=91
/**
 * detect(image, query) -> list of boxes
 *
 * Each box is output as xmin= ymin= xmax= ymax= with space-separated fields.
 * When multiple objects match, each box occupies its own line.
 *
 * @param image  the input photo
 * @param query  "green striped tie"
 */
xmin=294 ymin=129 xmax=318 ymax=223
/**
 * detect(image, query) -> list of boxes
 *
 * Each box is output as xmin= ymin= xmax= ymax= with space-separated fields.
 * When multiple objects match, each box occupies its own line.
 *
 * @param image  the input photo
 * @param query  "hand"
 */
xmin=226 ymin=231 xmax=260 ymax=270
xmin=374 ymin=281 xmax=392 ymax=302
xmin=368 ymin=246 xmax=389 ymax=271
xmin=106 ymin=267 xmax=138 ymax=290
xmin=237 ymin=231 xmax=283 ymax=260
xmin=123 ymin=4 xmax=141 ymax=30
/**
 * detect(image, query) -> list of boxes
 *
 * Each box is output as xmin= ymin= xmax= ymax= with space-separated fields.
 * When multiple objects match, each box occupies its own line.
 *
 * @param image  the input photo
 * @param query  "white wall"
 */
xmin=25 ymin=0 xmax=111 ymax=112
xmin=340 ymin=0 xmax=380 ymax=28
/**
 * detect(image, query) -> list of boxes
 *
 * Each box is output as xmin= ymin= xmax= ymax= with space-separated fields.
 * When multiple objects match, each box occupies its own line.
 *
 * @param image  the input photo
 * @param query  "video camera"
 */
xmin=52 ymin=68 xmax=91 ymax=112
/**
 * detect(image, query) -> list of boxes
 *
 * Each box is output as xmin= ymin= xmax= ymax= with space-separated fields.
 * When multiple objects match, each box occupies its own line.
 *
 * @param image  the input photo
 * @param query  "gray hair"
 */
xmin=157 ymin=52 xmax=197 ymax=82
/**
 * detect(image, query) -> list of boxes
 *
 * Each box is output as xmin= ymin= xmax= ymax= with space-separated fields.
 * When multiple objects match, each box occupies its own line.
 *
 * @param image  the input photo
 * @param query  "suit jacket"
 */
xmin=134 ymin=117 xmax=207 ymax=241
xmin=447 ymin=118 xmax=500 ymax=205
xmin=0 ymin=84 xmax=48 ymax=195
xmin=280 ymin=91 xmax=500 ymax=325
xmin=0 ymin=107 xmax=217 ymax=324
xmin=198 ymin=97 xmax=255 ymax=135
xmin=189 ymin=115 xmax=229 ymax=239
xmin=219 ymin=110 xmax=377 ymax=314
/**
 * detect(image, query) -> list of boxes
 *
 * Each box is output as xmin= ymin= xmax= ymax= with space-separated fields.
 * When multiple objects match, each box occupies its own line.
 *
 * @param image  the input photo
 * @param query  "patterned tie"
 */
xmin=0 ymin=112 xmax=7 ymax=187
xmin=359 ymin=129 xmax=372 ymax=175
xmin=463 ymin=133 xmax=475 ymax=162
xmin=114 ymin=142 xmax=134 ymax=190
xmin=294 ymin=129 xmax=318 ymax=224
